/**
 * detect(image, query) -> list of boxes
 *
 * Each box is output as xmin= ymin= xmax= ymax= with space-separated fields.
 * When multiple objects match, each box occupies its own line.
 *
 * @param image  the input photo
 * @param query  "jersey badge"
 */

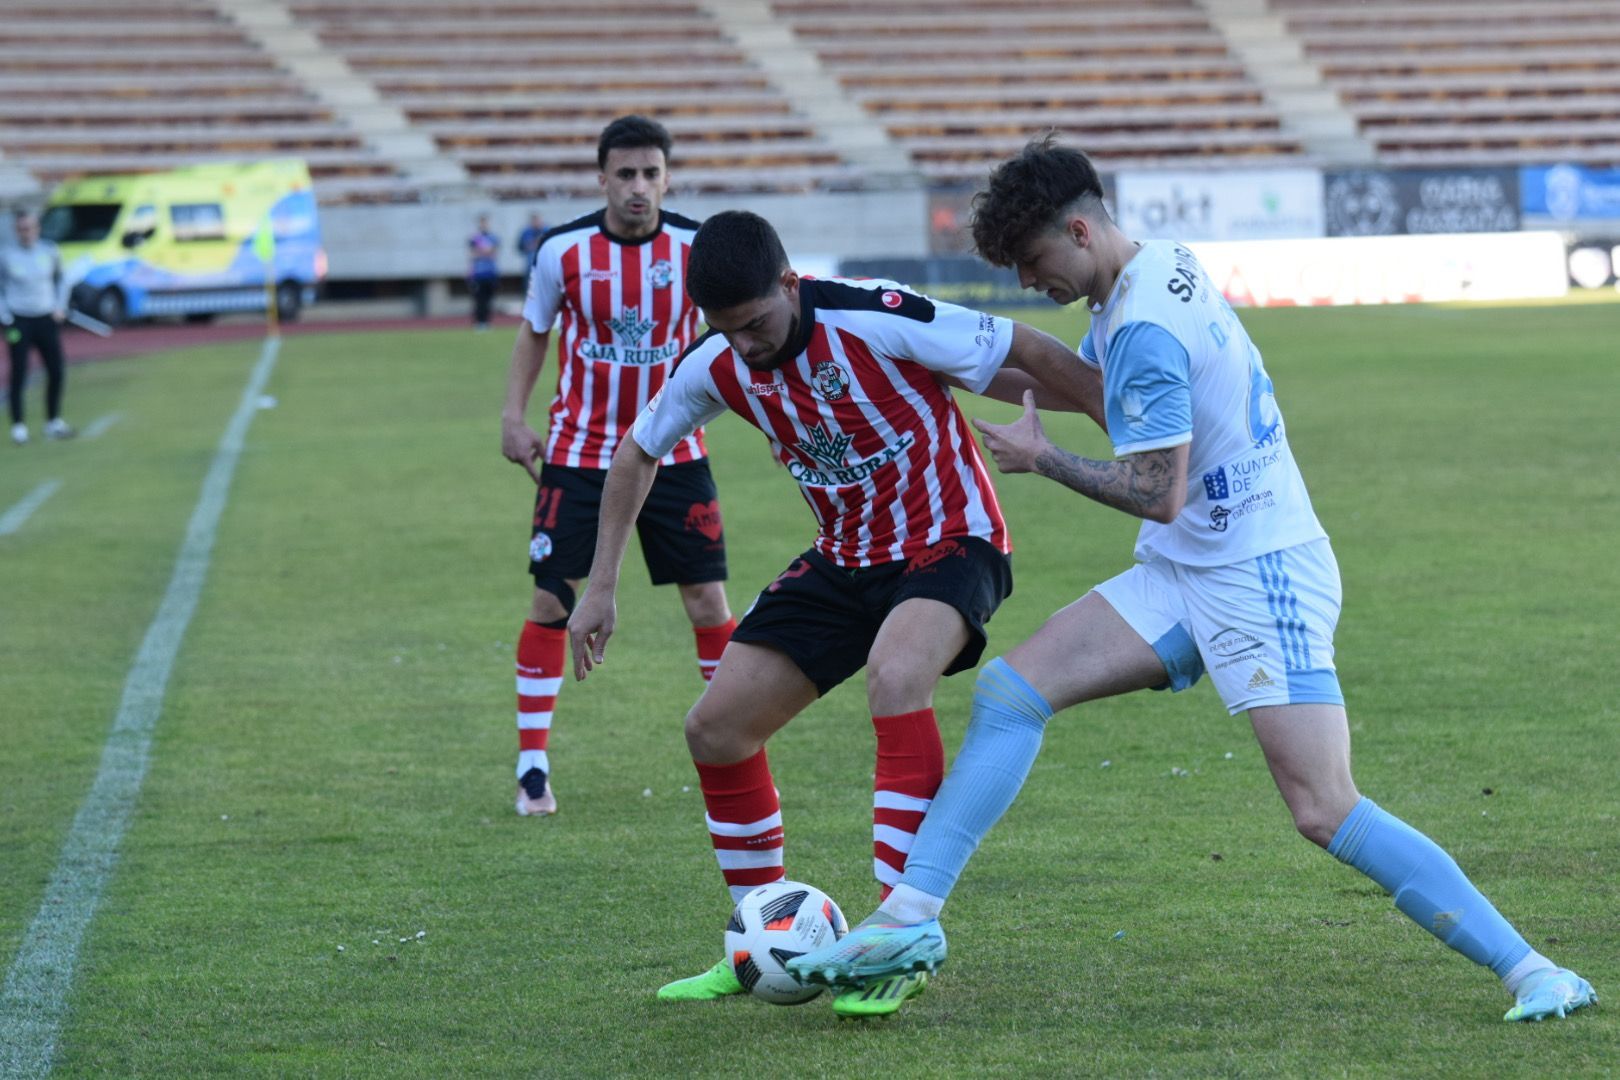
xmin=810 ymin=360 xmax=850 ymax=401
xmin=648 ymin=259 xmax=675 ymax=289
xmin=880 ymin=290 xmax=903 ymax=309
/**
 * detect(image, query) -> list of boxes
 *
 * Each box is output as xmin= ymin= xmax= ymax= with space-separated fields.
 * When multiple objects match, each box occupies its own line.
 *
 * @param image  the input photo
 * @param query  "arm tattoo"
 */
xmin=1032 ymin=445 xmax=1180 ymax=520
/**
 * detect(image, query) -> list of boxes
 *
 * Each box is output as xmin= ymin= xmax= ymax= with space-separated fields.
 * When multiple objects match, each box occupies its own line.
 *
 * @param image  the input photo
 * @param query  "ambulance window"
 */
xmin=40 ymin=204 xmax=121 ymax=243
xmin=123 ymin=205 xmax=158 ymax=247
xmin=171 ymin=203 xmax=226 ymax=242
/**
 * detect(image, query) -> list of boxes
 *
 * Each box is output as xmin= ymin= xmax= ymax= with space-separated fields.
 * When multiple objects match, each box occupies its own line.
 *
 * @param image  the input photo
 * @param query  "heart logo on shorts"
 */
xmin=685 ymin=500 xmax=724 ymax=542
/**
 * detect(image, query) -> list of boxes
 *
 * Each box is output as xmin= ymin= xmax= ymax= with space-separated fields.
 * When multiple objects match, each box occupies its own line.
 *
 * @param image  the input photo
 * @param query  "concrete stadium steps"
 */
xmin=1274 ymin=0 xmax=1620 ymax=167
xmin=776 ymin=0 xmax=1304 ymax=174
xmin=288 ymin=0 xmax=857 ymax=195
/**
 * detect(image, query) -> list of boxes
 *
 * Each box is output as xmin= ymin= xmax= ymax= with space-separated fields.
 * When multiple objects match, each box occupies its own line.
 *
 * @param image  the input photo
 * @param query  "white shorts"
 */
xmin=1091 ymin=538 xmax=1344 ymax=715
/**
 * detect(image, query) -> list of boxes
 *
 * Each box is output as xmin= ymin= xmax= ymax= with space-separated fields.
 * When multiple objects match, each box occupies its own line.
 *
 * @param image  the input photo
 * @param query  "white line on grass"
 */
xmin=0 ymin=337 xmax=281 ymax=1079
xmin=82 ymin=413 xmax=121 ymax=440
xmin=0 ymin=480 xmax=62 ymax=537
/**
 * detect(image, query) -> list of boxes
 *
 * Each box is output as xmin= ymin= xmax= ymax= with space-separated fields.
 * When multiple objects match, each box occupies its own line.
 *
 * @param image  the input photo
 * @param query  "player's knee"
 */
xmin=1288 ymin=794 xmax=1358 ymax=849
xmin=865 ymin=653 xmax=936 ymax=716
xmin=684 ymin=699 xmax=740 ymax=761
xmin=530 ymin=581 xmax=576 ymax=624
xmin=679 ymin=582 xmax=730 ymax=627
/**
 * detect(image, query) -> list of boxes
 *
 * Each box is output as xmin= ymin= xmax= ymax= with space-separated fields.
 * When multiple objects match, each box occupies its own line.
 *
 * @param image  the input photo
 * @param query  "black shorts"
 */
xmin=730 ymin=536 xmax=1013 ymax=696
xmin=528 ymin=459 xmax=728 ymax=596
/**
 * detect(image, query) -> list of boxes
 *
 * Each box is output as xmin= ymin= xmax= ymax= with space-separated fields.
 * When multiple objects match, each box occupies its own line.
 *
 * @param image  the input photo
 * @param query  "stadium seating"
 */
xmin=290 ymin=1 xmax=862 ymax=196
xmin=774 ymin=0 xmax=1307 ymax=180
xmin=3 ymin=0 xmax=1617 ymax=206
xmin=0 ymin=2 xmax=394 ymax=201
xmin=1274 ymin=0 xmax=1620 ymax=167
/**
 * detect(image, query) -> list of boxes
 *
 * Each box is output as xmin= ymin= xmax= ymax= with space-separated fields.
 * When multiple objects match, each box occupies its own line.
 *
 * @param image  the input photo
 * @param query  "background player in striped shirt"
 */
xmin=499 ymin=116 xmax=734 ymax=817
xmin=788 ymin=137 xmax=1596 ymax=1025
xmin=567 ymin=210 xmax=1104 ymax=1017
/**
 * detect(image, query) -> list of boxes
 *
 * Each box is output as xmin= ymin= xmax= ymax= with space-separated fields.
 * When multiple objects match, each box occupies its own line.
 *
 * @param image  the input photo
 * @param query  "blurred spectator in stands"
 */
xmin=2 ymin=210 xmax=73 ymax=446
xmin=516 ymin=211 xmax=547 ymax=267
xmin=468 ymin=214 xmax=500 ymax=330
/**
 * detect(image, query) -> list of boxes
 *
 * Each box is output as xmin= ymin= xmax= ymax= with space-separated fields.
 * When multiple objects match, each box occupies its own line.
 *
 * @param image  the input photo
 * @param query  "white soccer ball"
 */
xmin=725 ymin=880 xmax=848 ymax=1005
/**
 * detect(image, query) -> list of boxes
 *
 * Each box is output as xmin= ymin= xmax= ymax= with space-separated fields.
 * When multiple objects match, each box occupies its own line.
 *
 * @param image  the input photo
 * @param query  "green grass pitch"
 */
xmin=2 ymin=299 xmax=1617 ymax=1076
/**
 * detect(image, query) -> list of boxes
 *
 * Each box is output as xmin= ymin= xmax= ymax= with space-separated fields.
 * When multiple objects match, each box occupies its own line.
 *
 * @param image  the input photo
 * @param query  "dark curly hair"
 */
xmin=597 ymin=114 xmax=674 ymax=170
xmin=969 ymin=134 xmax=1108 ymax=267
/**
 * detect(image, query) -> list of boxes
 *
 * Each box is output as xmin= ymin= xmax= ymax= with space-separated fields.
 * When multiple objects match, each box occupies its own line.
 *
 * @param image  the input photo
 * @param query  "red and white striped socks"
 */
xmin=693 ymin=617 xmax=735 ymax=683
xmin=872 ymin=709 xmax=945 ymax=900
xmin=515 ymin=620 xmax=566 ymax=782
xmin=696 ymin=750 xmax=785 ymax=903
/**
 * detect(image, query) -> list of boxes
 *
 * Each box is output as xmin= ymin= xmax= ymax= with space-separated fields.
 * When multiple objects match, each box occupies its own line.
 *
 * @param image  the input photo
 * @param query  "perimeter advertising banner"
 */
xmin=1114 ymin=168 xmax=1324 ymax=242
xmin=1188 ymin=231 xmax=1568 ymax=307
xmin=1521 ymin=164 xmax=1620 ymax=222
xmin=1324 ymin=169 xmax=1519 ymax=236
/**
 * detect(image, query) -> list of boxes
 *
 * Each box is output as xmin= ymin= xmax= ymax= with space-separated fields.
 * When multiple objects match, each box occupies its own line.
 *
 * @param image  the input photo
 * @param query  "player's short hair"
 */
xmin=970 ymin=133 xmax=1108 ymax=267
xmin=597 ymin=115 xmax=674 ymax=170
xmin=686 ymin=210 xmax=788 ymax=311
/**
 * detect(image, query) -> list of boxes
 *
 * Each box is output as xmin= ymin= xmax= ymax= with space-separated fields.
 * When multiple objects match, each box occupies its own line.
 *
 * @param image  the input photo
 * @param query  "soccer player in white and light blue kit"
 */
xmin=788 ymin=136 xmax=1595 ymax=1023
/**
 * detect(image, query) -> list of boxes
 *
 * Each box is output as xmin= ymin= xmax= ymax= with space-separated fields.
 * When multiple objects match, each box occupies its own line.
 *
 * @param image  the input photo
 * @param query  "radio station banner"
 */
xmin=1115 ymin=168 xmax=1324 ymax=242
xmin=1324 ymin=168 xmax=1519 ymax=236
xmin=1521 ymin=164 xmax=1620 ymax=222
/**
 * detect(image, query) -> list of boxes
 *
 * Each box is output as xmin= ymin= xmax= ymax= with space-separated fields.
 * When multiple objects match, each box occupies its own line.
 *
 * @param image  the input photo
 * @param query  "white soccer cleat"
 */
xmin=11 ymin=423 xmax=27 ymax=446
xmin=45 ymin=418 xmax=75 ymax=440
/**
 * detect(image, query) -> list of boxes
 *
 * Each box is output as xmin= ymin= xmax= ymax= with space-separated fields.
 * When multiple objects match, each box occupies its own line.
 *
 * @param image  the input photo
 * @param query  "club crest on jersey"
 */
xmin=801 ymin=423 xmax=854 ymax=468
xmin=810 ymin=360 xmax=850 ymax=401
xmin=605 ymin=305 xmax=655 ymax=344
xmin=648 ymin=259 xmax=675 ymax=289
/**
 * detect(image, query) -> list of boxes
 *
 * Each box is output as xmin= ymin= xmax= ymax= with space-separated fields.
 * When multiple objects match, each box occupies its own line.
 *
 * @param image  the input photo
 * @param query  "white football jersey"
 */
xmin=1079 ymin=240 xmax=1325 ymax=566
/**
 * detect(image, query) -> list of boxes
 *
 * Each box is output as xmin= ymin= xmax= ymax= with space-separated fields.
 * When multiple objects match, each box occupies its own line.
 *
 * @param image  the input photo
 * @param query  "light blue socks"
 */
xmin=894 ymin=658 xmax=1053 ymax=906
xmin=1329 ymin=797 xmax=1532 ymax=978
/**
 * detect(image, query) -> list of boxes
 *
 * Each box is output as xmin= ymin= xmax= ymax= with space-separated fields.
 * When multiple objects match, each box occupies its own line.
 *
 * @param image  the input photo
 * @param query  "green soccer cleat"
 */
xmin=1503 ymin=968 xmax=1597 ymax=1022
xmin=656 ymin=958 xmax=745 ymax=1002
xmin=831 ymin=971 xmax=928 ymax=1020
xmin=786 ymin=917 xmax=947 ymax=989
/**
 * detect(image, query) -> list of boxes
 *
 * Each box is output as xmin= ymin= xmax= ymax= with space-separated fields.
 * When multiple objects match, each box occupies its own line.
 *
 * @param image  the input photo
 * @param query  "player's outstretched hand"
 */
xmin=568 ymin=590 xmax=616 ymax=681
xmin=971 ymin=390 xmax=1048 ymax=474
xmin=501 ymin=418 xmax=546 ymax=484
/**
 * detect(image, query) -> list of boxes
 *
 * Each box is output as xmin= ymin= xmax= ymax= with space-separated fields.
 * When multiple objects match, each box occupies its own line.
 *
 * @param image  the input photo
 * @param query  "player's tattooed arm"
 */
xmin=972 ymin=391 xmax=1188 ymax=523
xmin=1032 ymin=444 xmax=1185 ymax=522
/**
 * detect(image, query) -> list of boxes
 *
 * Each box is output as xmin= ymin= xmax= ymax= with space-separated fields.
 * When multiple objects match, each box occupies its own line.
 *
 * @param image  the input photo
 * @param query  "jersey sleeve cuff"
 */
xmin=957 ymin=316 xmax=1016 ymax=395
xmin=1112 ymin=432 xmax=1191 ymax=457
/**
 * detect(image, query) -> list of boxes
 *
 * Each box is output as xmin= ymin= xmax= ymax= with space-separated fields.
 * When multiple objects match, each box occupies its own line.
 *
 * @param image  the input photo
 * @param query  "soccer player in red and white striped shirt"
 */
xmin=500 ymin=116 xmax=734 ymax=818
xmin=568 ymin=211 xmax=1104 ymax=1015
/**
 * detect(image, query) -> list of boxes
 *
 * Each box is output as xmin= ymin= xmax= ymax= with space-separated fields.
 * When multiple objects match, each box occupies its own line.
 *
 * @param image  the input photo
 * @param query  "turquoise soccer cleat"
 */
xmin=1503 ymin=968 xmax=1597 ymax=1022
xmin=785 ymin=917 xmax=946 ymax=989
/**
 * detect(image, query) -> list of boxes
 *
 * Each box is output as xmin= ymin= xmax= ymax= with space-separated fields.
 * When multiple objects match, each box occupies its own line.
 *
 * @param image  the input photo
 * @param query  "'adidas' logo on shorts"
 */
xmin=1247 ymin=667 xmax=1275 ymax=691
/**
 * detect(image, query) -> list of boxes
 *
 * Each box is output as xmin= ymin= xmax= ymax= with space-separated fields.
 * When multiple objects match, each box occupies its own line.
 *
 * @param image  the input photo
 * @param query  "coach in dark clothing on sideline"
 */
xmin=2 ymin=210 xmax=73 ymax=446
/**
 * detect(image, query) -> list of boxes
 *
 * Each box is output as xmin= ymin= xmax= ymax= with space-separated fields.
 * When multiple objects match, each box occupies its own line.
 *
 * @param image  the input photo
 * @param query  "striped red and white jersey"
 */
xmin=633 ymin=277 xmax=1015 ymax=568
xmin=523 ymin=208 xmax=705 ymax=469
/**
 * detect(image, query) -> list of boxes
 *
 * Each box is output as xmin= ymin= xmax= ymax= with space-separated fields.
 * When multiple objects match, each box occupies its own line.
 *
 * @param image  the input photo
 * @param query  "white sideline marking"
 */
xmin=0 ymin=480 xmax=62 ymax=537
xmin=82 ymin=413 xmax=121 ymax=440
xmin=0 ymin=337 xmax=280 ymax=1079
